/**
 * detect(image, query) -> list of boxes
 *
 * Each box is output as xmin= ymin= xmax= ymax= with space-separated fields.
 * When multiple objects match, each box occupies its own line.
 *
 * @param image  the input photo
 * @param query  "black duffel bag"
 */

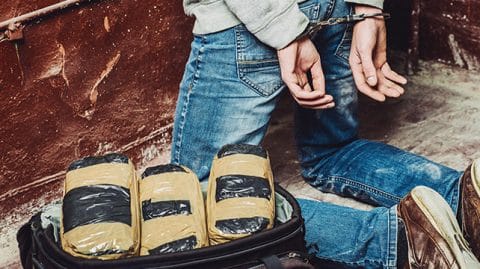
xmin=17 ymin=184 xmax=311 ymax=269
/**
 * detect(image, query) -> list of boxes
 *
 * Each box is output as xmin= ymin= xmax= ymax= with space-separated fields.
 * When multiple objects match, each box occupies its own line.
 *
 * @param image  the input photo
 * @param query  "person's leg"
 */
xmin=170 ymin=28 xmax=283 ymax=181
xmin=171 ymin=1 xmax=333 ymax=181
xmin=169 ymin=4 xmax=403 ymax=267
xmin=169 ymin=1 xmax=466 ymax=268
xmin=301 ymin=185 xmax=480 ymax=269
xmin=298 ymin=198 xmax=399 ymax=269
xmin=296 ymin=0 xmax=462 ymax=210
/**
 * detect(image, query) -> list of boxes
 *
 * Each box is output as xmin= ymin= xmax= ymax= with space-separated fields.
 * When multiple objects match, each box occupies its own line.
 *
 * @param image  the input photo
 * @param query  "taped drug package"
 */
xmin=61 ymin=153 xmax=140 ymax=259
xmin=207 ymin=144 xmax=275 ymax=245
xmin=139 ymin=164 xmax=208 ymax=255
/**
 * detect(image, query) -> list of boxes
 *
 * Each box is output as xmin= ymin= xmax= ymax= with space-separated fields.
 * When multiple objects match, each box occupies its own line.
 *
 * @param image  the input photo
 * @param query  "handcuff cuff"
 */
xmin=295 ymin=12 xmax=390 ymax=41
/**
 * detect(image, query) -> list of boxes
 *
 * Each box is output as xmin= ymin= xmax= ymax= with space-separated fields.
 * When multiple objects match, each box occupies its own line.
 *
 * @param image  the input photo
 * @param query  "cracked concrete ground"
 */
xmin=1 ymin=61 xmax=480 ymax=268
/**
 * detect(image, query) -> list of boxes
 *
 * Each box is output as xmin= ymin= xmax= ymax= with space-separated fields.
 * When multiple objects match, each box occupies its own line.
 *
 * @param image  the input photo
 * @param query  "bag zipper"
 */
xmin=286 ymin=251 xmax=307 ymax=261
xmin=224 ymin=251 xmax=310 ymax=269
xmin=31 ymin=184 xmax=304 ymax=269
xmin=33 ymin=218 xmax=303 ymax=269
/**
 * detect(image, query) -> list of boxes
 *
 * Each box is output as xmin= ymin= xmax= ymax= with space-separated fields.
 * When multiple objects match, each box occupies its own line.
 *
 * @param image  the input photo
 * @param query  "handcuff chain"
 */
xmin=300 ymin=12 xmax=391 ymax=40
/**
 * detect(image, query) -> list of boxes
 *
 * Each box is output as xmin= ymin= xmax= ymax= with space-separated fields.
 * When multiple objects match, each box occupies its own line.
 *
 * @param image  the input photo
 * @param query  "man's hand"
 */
xmin=277 ymin=37 xmax=334 ymax=109
xmin=350 ymin=5 xmax=407 ymax=102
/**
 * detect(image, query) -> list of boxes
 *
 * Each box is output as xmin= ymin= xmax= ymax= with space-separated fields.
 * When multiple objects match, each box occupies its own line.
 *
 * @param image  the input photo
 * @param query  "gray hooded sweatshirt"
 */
xmin=183 ymin=0 xmax=383 ymax=50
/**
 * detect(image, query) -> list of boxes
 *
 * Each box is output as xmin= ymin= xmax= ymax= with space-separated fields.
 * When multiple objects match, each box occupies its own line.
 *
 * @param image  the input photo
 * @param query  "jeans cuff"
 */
xmin=450 ymin=172 xmax=463 ymax=215
xmin=386 ymin=205 xmax=399 ymax=268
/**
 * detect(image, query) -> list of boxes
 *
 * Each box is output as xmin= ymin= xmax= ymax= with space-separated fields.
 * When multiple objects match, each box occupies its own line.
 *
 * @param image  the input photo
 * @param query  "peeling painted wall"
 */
xmin=419 ymin=0 xmax=480 ymax=70
xmin=0 ymin=0 xmax=193 ymax=218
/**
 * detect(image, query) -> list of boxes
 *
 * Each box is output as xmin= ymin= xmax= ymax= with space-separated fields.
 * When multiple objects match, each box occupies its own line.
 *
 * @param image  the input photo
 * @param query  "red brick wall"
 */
xmin=0 ymin=0 xmax=193 ymax=215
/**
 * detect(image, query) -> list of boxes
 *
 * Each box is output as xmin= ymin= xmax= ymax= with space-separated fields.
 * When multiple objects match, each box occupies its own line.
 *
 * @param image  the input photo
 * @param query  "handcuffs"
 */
xmin=295 ymin=12 xmax=390 ymax=41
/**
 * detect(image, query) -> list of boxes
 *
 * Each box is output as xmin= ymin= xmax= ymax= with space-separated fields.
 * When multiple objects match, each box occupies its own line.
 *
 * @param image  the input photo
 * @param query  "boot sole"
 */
xmin=411 ymin=186 xmax=480 ymax=268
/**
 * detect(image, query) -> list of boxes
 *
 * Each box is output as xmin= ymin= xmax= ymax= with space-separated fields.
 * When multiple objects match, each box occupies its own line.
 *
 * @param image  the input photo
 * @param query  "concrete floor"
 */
xmin=1 ymin=61 xmax=480 ymax=268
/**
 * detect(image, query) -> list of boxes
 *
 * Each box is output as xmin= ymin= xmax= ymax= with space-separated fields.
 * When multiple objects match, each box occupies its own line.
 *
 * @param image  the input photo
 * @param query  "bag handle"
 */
xmin=260 ymin=255 xmax=284 ymax=269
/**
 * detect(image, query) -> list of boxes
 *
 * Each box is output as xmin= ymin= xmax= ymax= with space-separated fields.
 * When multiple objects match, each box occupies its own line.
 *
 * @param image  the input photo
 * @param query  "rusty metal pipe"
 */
xmin=0 ymin=0 xmax=93 ymax=30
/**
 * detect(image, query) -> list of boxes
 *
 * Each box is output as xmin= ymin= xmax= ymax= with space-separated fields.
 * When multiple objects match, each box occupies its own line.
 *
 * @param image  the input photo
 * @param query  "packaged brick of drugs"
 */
xmin=207 ymin=144 xmax=275 ymax=245
xmin=61 ymin=153 xmax=140 ymax=259
xmin=139 ymin=164 xmax=208 ymax=255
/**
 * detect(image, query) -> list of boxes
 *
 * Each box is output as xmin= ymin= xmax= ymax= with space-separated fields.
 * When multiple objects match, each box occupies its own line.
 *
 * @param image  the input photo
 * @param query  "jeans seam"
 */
xmin=312 ymin=3 xmax=320 ymax=21
xmin=173 ymin=37 xmax=206 ymax=163
xmin=327 ymin=175 xmax=403 ymax=203
xmin=334 ymin=6 xmax=353 ymax=63
xmin=450 ymin=174 xmax=462 ymax=214
xmin=313 ymin=255 xmax=384 ymax=267
xmin=334 ymin=24 xmax=351 ymax=61
xmin=324 ymin=0 xmax=336 ymax=20
xmin=299 ymin=2 xmax=321 ymax=23
xmin=387 ymin=206 xmax=398 ymax=268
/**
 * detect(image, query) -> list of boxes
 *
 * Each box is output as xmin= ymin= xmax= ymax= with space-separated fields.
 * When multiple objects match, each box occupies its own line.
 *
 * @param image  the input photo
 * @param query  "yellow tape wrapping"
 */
xmin=207 ymin=153 xmax=275 ymax=245
xmin=62 ymin=223 xmax=134 ymax=256
xmin=139 ymin=165 xmax=208 ymax=255
xmin=64 ymin=162 xmax=133 ymax=191
xmin=61 ymin=159 xmax=140 ymax=260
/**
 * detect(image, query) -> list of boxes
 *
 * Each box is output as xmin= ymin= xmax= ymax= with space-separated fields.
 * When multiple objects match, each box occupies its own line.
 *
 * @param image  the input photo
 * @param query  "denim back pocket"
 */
xmin=235 ymin=3 xmax=322 ymax=96
xmin=235 ymin=27 xmax=283 ymax=97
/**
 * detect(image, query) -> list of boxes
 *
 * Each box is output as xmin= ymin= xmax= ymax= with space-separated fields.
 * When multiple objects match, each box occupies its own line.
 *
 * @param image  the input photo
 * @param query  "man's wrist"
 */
xmin=355 ymin=4 xmax=382 ymax=13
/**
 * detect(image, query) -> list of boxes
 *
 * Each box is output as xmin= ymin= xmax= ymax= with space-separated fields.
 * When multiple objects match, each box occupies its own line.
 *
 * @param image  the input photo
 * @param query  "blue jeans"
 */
xmin=171 ymin=0 xmax=462 ymax=267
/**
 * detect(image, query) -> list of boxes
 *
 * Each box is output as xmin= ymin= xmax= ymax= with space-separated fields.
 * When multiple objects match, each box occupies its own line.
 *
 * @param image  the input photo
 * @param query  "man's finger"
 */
xmin=310 ymin=60 xmax=325 ymax=94
xmin=287 ymin=80 xmax=334 ymax=109
xmin=314 ymin=102 xmax=335 ymax=109
xmin=308 ymin=102 xmax=336 ymax=110
xmin=359 ymin=50 xmax=378 ymax=86
xmin=381 ymin=63 xmax=407 ymax=85
xmin=298 ymin=100 xmax=335 ymax=110
xmin=302 ymin=81 xmax=313 ymax=92
xmin=384 ymin=80 xmax=405 ymax=96
xmin=378 ymin=83 xmax=400 ymax=98
xmin=375 ymin=71 xmax=404 ymax=98
xmin=350 ymin=54 xmax=386 ymax=101
xmin=297 ymin=72 xmax=313 ymax=92
xmin=377 ymin=70 xmax=405 ymax=97
xmin=295 ymin=95 xmax=334 ymax=107
xmin=286 ymin=81 xmax=330 ymax=101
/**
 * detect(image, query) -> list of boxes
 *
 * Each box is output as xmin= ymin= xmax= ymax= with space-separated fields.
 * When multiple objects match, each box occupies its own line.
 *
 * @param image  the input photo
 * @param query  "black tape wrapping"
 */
xmin=215 ymin=217 xmax=270 ymax=235
xmin=141 ymin=164 xmax=187 ymax=179
xmin=216 ymin=175 xmax=271 ymax=202
xmin=142 ymin=200 xmax=192 ymax=221
xmin=68 ymin=153 xmax=129 ymax=171
xmin=148 ymin=235 xmax=197 ymax=255
xmin=217 ymin=144 xmax=267 ymax=159
xmin=63 ymin=184 xmax=131 ymax=233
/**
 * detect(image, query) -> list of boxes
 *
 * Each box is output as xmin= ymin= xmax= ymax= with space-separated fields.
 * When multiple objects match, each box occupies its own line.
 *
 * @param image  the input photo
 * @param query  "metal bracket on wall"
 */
xmin=1 ymin=23 xmax=24 ymax=42
xmin=0 ymin=0 xmax=96 ymax=42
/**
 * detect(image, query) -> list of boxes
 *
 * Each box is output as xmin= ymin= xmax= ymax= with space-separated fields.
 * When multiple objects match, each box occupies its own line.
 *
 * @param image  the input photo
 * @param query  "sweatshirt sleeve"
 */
xmin=224 ymin=0 xmax=309 ymax=50
xmin=345 ymin=0 xmax=384 ymax=9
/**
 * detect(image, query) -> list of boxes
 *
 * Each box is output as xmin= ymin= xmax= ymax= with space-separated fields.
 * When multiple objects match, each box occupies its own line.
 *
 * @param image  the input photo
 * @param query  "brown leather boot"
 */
xmin=459 ymin=159 xmax=480 ymax=259
xmin=398 ymin=186 xmax=480 ymax=269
